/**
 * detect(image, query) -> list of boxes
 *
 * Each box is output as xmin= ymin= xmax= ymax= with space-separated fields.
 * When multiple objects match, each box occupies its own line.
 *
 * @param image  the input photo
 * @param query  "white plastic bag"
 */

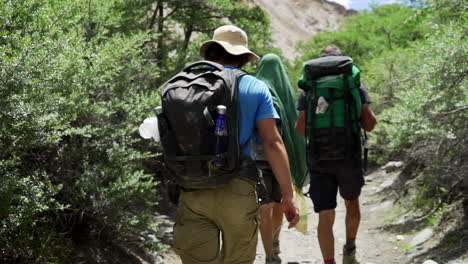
xmin=138 ymin=117 xmax=160 ymax=142
xmin=315 ymin=96 xmax=329 ymax=114
xmin=294 ymin=186 xmax=308 ymax=234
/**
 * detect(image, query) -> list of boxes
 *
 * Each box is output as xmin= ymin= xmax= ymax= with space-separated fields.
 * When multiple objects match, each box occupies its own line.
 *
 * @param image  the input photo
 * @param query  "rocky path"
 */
xmin=156 ymin=167 xmax=466 ymax=264
xmin=253 ymin=168 xmax=403 ymax=264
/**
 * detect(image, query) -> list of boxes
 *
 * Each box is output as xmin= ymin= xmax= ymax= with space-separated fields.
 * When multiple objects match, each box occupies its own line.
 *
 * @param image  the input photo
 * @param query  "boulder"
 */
xmin=382 ymin=161 xmax=404 ymax=173
xmin=410 ymin=228 xmax=434 ymax=247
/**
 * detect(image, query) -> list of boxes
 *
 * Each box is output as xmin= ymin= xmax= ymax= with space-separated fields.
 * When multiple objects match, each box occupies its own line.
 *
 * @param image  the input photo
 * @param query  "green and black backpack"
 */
xmin=158 ymin=61 xmax=257 ymax=189
xmin=298 ymin=56 xmax=363 ymax=162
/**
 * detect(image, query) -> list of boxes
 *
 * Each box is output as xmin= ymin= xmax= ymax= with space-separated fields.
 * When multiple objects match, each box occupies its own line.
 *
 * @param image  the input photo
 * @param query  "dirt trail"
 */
xmin=253 ymin=168 xmax=404 ymax=264
xmin=158 ymin=168 xmax=416 ymax=264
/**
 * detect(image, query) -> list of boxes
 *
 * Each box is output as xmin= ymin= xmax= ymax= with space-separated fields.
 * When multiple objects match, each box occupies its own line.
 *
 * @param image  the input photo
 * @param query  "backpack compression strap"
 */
xmin=305 ymin=80 xmax=317 ymax=165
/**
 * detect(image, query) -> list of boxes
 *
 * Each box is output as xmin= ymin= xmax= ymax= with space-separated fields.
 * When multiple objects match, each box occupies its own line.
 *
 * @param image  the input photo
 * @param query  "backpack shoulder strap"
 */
xmin=220 ymin=68 xmax=249 ymax=161
xmin=221 ymin=68 xmax=247 ymax=99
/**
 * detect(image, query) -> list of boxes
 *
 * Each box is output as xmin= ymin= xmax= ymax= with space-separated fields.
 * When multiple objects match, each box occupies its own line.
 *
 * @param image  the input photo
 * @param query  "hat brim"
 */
xmin=200 ymin=40 xmax=260 ymax=62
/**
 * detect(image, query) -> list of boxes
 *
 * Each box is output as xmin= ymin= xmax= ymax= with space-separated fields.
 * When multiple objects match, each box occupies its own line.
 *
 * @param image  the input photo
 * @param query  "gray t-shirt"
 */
xmin=296 ymin=84 xmax=371 ymax=111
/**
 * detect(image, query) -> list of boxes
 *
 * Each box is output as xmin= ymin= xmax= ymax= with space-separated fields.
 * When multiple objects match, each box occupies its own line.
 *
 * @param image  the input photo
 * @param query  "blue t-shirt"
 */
xmin=236 ymin=73 xmax=279 ymax=157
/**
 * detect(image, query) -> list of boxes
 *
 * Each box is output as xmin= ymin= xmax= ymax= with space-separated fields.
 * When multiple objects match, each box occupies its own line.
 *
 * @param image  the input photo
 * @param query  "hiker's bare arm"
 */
xmin=257 ymin=118 xmax=294 ymax=199
xmin=295 ymin=111 xmax=306 ymax=137
xmin=257 ymin=118 xmax=298 ymax=227
xmin=361 ymin=104 xmax=377 ymax=132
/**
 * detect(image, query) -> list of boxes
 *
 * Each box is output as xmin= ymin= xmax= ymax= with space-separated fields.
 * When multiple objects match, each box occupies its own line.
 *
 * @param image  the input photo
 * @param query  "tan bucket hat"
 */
xmin=200 ymin=25 xmax=260 ymax=62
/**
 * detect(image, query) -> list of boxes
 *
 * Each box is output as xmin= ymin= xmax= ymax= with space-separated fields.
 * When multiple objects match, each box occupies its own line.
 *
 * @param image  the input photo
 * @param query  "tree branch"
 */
xmin=163 ymin=7 xmax=179 ymax=19
xmin=441 ymin=106 xmax=468 ymax=116
xmin=415 ymin=178 xmax=464 ymax=221
xmin=148 ymin=2 xmax=160 ymax=30
xmin=430 ymin=106 xmax=468 ymax=120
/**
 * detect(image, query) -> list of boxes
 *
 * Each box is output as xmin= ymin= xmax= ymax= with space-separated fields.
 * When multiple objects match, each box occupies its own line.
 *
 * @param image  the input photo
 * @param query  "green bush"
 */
xmin=1 ymin=0 xmax=278 ymax=262
xmin=0 ymin=0 xmax=161 ymax=262
xmin=291 ymin=4 xmax=431 ymax=85
xmin=373 ymin=23 xmax=467 ymax=156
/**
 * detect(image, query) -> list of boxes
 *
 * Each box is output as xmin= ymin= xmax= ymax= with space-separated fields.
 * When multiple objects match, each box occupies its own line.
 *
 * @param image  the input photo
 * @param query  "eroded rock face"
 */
xmin=253 ymin=0 xmax=355 ymax=61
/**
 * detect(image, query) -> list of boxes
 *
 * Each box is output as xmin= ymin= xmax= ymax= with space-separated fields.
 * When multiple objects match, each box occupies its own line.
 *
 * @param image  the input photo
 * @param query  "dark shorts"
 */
xmin=256 ymin=162 xmax=282 ymax=205
xmin=308 ymin=158 xmax=364 ymax=213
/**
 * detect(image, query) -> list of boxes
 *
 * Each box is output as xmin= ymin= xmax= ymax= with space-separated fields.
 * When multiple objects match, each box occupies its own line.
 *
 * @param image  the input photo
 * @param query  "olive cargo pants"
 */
xmin=173 ymin=177 xmax=259 ymax=264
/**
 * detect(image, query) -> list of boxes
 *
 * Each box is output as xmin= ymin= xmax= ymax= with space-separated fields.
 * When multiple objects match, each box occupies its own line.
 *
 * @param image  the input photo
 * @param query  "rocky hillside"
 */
xmin=252 ymin=0 xmax=356 ymax=61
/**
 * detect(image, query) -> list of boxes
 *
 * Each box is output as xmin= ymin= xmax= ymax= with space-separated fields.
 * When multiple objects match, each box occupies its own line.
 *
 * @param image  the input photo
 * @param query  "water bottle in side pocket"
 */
xmin=212 ymin=105 xmax=228 ymax=166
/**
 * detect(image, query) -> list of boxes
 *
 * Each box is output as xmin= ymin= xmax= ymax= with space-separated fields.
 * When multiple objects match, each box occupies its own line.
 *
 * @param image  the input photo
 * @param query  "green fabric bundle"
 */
xmin=255 ymin=53 xmax=308 ymax=188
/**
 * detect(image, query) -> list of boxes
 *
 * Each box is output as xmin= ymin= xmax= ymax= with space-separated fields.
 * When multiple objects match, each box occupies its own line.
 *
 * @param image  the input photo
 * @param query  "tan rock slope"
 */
xmin=252 ymin=0 xmax=355 ymax=61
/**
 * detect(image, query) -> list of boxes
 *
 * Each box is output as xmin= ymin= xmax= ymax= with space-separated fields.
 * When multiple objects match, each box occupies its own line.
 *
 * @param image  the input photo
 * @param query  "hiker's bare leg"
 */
xmin=271 ymin=202 xmax=283 ymax=255
xmin=344 ymin=199 xmax=360 ymax=247
xmin=260 ymin=203 xmax=275 ymax=257
xmin=272 ymin=202 xmax=283 ymax=242
xmin=318 ymin=209 xmax=335 ymax=260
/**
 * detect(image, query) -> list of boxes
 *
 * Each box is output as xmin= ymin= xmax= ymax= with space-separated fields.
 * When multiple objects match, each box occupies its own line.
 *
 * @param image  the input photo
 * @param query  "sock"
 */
xmin=324 ymin=258 xmax=335 ymax=264
xmin=345 ymin=238 xmax=356 ymax=251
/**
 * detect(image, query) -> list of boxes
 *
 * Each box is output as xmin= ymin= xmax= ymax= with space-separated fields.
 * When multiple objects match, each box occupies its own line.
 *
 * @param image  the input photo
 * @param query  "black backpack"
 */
xmin=158 ymin=61 xmax=251 ymax=189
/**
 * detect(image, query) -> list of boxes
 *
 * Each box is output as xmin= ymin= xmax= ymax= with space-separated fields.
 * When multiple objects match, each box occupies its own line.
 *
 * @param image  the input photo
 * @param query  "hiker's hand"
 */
xmin=281 ymin=196 xmax=299 ymax=228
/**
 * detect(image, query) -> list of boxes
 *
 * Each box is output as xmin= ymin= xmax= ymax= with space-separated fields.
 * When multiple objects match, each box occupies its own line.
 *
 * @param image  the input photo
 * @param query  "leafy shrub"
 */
xmin=1 ymin=0 xmax=278 ymax=262
xmin=291 ymin=4 xmax=431 ymax=84
xmin=0 ymin=0 xmax=161 ymax=262
xmin=373 ymin=23 xmax=467 ymax=156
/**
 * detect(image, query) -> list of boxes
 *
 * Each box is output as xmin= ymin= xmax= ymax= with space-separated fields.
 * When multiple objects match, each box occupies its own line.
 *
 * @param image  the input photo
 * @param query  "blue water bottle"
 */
xmin=213 ymin=105 xmax=227 ymax=166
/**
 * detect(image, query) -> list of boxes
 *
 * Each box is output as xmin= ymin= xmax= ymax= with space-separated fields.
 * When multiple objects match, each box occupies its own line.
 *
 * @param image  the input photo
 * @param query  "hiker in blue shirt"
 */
xmin=172 ymin=25 xmax=299 ymax=264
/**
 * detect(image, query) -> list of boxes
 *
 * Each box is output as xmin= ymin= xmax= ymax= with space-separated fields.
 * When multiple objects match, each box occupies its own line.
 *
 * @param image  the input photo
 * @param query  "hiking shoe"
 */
xmin=342 ymin=245 xmax=360 ymax=264
xmin=265 ymin=255 xmax=282 ymax=264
